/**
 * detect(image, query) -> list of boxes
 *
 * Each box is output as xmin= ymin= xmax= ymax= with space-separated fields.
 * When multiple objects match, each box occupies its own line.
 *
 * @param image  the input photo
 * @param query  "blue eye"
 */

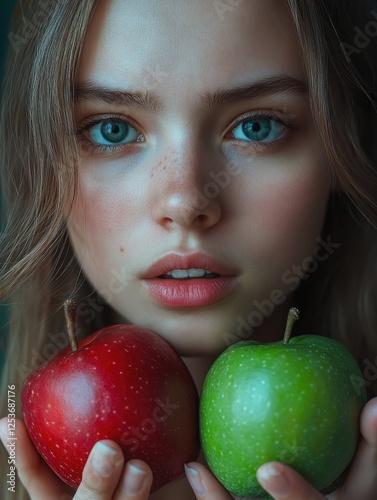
xmin=88 ymin=119 xmax=139 ymax=145
xmin=231 ymin=116 xmax=285 ymax=143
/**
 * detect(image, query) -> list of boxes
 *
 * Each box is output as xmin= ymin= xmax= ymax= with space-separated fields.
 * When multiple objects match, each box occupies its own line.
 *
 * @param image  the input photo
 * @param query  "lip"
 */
xmin=141 ymin=252 xmax=239 ymax=308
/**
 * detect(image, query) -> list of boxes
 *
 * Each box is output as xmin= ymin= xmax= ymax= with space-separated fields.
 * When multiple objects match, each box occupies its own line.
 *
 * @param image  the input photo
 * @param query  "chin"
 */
xmin=110 ymin=305 xmax=242 ymax=356
xmin=151 ymin=323 xmax=231 ymax=358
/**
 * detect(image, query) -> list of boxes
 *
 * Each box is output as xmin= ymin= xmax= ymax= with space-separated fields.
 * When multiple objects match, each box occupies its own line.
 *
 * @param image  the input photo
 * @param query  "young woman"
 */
xmin=1 ymin=0 xmax=377 ymax=498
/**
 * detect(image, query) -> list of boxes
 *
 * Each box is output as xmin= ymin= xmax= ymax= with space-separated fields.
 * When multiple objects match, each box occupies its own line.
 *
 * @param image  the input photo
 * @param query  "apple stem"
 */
xmin=283 ymin=307 xmax=300 ymax=344
xmin=64 ymin=299 xmax=79 ymax=351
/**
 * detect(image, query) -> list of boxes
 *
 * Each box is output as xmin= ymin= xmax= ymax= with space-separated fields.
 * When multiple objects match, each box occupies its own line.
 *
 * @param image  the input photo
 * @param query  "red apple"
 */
xmin=21 ymin=300 xmax=200 ymax=492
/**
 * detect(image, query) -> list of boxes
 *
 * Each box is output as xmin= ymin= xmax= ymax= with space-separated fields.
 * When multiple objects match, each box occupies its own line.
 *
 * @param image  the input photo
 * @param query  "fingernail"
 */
xmin=185 ymin=464 xmax=206 ymax=496
xmin=91 ymin=442 xmax=120 ymax=478
xmin=123 ymin=463 xmax=147 ymax=495
xmin=257 ymin=463 xmax=291 ymax=496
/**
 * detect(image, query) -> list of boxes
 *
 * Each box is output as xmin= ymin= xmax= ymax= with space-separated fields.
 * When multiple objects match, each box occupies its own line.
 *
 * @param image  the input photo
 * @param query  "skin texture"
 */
xmin=68 ymin=0 xmax=331 ymax=357
xmin=1 ymin=1 xmax=377 ymax=499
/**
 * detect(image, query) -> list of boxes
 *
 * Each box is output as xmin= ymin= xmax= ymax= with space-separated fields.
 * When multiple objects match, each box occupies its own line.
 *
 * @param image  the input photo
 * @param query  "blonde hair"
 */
xmin=1 ymin=1 xmax=377 ymax=498
xmin=1 ymin=1 xmax=98 ymax=498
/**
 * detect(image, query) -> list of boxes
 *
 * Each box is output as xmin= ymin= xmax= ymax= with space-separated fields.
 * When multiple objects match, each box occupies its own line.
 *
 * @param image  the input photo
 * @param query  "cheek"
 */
xmin=71 ymin=161 xmax=147 ymax=236
xmin=75 ymin=177 xmax=137 ymax=232
xmin=259 ymin=175 xmax=326 ymax=233
xmin=67 ymin=173 xmax=142 ymax=277
xmin=236 ymin=164 xmax=331 ymax=271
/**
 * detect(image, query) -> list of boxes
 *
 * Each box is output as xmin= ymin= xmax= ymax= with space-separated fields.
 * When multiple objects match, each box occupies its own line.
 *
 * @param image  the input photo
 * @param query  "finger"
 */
xmin=113 ymin=459 xmax=153 ymax=499
xmin=74 ymin=440 xmax=124 ymax=500
xmin=257 ymin=462 xmax=325 ymax=500
xmin=0 ymin=417 xmax=72 ymax=500
xmin=333 ymin=397 xmax=377 ymax=500
xmin=185 ymin=462 xmax=234 ymax=499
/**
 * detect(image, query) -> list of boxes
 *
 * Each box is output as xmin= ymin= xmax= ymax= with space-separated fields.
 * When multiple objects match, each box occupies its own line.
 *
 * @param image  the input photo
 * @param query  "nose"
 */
xmin=150 ymin=149 xmax=223 ymax=232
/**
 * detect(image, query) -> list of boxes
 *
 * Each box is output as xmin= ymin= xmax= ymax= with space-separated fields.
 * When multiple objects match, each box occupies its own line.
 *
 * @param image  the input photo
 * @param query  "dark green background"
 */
xmin=0 ymin=0 xmax=16 ymax=78
xmin=0 ymin=0 xmax=16 ymax=370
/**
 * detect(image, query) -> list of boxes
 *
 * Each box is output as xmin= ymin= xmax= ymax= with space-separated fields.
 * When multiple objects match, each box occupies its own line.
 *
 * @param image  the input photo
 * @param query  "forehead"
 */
xmin=78 ymin=0 xmax=304 ymax=95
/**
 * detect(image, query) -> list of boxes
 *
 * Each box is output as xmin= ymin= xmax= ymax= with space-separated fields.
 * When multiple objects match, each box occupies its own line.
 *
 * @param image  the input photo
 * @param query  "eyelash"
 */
xmin=76 ymin=114 xmax=144 ymax=156
xmin=225 ymin=111 xmax=298 ymax=150
xmin=76 ymin=111 xmax=298 ymax=156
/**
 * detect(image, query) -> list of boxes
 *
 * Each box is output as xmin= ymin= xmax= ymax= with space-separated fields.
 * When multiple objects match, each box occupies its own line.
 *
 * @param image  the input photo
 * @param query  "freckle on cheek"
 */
xmin=151 ymin=158 xmax=170 ymax=176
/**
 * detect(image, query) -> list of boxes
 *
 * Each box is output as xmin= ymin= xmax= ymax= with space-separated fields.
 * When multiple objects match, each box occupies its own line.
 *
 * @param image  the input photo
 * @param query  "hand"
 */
xmin=0 ymin=418 xmax=153 ymax=499
xmin=184 ymin=397 xmax=377 ymax=500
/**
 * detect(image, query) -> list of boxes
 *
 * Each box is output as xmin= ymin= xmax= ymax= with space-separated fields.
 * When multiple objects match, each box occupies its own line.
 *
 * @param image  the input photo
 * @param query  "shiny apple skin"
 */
xmin=199 ymin=335 xmax=367 ymax=499
xmin=21 ymin=325 xmax=200 ymax=493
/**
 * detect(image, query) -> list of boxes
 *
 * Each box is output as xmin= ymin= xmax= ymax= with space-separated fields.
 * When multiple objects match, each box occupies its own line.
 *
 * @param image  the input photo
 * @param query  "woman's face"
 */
xmin=68 ymin=0 xmax=331 ymax=356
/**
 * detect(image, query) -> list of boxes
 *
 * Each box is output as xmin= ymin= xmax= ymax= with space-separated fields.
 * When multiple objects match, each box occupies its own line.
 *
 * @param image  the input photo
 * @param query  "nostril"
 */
xmin=152 ymin=188 xmax=222 ymax=230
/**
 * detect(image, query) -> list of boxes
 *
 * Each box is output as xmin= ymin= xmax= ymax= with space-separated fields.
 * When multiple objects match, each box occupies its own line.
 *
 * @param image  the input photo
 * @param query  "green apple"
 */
xmin=199 ymin=308 xmax=367 ymax=499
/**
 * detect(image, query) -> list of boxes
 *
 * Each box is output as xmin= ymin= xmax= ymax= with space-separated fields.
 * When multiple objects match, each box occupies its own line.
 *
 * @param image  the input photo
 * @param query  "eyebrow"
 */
xmin=74 ymin=75 xmax=307 ymax=113
xmin=74 ymin=82 xmax=163 ymax=112
xmin=200 ymin=75 xmax=308 ymax=111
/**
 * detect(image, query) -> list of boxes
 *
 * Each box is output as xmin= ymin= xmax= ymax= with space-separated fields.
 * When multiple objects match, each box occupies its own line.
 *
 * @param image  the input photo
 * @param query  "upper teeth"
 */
xmin=165 ymin=269 xmax=213 ymax=279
